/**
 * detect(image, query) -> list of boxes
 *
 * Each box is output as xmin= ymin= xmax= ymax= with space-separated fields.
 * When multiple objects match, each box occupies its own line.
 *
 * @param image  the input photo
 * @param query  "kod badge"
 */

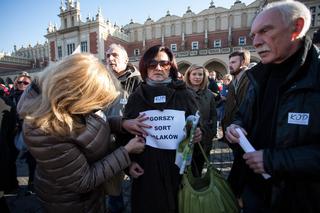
xmin=120 ymin=98 xmax=127 ymax=105
xmin=154 ymin=95 xmax=166 ymax=103
xmin=288 ymin=112 xmax=309 ymax=125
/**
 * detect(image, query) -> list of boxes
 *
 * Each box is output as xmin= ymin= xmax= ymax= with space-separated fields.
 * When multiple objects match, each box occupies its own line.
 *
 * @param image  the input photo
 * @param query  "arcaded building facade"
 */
xmin=3 ymin=0 xmax=316 ymax=79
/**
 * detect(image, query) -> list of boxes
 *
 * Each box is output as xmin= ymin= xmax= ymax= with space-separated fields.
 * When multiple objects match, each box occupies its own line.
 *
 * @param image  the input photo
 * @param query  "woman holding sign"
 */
xmin=184 ymin=64 xmax=217 ymax=177
xmin=123 ymin=45 xmax=202 ymax=213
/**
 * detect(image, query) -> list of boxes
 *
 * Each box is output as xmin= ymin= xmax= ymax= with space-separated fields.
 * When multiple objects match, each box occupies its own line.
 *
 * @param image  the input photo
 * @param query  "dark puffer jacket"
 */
xmin=18 ymin=84 xmax=131 ymax=213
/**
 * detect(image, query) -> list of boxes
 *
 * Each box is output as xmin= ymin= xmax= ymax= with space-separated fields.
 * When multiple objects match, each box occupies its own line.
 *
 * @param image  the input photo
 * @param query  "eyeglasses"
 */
xmin=17 ymin=81 xmax=30 ymax=85
xmin=148 ymin=60 xmax=171 ymax=69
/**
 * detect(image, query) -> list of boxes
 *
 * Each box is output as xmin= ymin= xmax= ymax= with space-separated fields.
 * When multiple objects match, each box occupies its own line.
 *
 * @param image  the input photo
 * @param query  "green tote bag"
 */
xmin=178 ymin=143 xmax=239 ymax=213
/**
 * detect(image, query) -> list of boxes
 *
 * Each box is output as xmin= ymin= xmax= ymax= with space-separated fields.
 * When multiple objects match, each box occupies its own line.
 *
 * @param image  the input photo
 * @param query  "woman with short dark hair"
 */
xmin=124 ymin=45 xmax=202 ymax=213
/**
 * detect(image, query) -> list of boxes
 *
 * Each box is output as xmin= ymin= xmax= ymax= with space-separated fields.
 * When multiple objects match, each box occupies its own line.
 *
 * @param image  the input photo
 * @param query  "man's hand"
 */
xmin=225 ymin=124 xmax=247 ymax=144
xmin=243 ymin=150 xmax=266 ymax=174
xmin=129 ymin=162 xmax=144 ymax=178
xmin=122 ymin=113 xmax=151 ymax=137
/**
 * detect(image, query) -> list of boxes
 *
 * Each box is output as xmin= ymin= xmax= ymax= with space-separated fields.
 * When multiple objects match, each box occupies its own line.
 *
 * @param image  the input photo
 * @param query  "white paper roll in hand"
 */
xmin=235 ymin=128 xmax=271 ymax=179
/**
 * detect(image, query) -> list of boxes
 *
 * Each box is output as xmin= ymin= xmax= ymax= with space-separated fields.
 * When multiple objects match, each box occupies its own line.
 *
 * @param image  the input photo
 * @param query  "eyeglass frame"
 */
xmin=17 ymin=81 xmax=30 ymax=85
xmin=147 ymin=60 xmax=171 ymax=70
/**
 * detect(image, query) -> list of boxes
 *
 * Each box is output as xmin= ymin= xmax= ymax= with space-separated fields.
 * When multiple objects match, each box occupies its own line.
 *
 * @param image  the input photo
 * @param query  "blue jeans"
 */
xmin=108 ymin=193 xmax=124 ymax=213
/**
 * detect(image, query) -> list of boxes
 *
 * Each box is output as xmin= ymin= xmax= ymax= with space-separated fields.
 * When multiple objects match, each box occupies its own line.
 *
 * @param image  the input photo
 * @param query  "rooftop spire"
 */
xmin=209 ymin=0 xmax=215 ymax=8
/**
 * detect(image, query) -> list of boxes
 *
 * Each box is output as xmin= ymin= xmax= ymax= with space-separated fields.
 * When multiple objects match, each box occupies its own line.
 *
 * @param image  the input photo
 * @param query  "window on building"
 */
xmin=192 ymin=20 xmax=197 ymax=33
xmin=71 ymin=16 xmax=75 ymax=27
xmin=134 ymin=49 xmax=140 ymax=56
xmin=213 ymin=39 xmax=221 ymax=48
xmin=57 ymin=46 xmax=62 ymax=59
xmin=152 ymin=26 xmax=155 ymax=39
xmin=134 ymin=30 xmax=138 ymax=42
xmin=239 ymin=36 xmax=246 ymax=46
xmin=171 ymin=44 xmax=177 ymax=52
xmin=67 ymin=43 xmax=75 ymax=55
xmin=216 ymin=17 xmax=221 ymax=30
xmin=310 ymin=6 xmax=316 ymax=26
xmin=191 ymin=41 xmax=199 ymax=50
xmin=310 ymin=6 xmax=316 ymax=13
xmin=311 ymin=14 xmax=315 ymax=26
xmin=81 ymin=41 xmax=88 ymax=52
xmin=171 ymin=24 xmax=175 ymax=35
xmin=64 ymin=18 xmax=67 ymax=28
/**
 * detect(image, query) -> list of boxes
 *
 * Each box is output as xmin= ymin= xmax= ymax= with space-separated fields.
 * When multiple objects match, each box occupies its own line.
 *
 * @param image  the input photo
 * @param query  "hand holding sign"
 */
xmin=235 ymin=128 xmax=271 ymax=179
xmin=141 ymin=110 xmax=186 ymax=150
xmin=122 ymin=113 xmax=151 ymax=137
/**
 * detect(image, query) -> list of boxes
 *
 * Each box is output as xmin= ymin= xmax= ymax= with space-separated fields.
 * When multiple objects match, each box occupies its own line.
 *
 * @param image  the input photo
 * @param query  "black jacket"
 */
xmin=229 ymin=37 xmax=320 ymax=212
xmin=123 ymin=80 xmax=198 ymax=213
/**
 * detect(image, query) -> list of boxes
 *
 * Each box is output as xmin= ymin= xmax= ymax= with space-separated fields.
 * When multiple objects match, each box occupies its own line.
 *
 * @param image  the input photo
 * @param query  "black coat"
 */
xmin=229 ymin=37 xmax=320 ymax=212
xmin=0 ymin=96 xmax=18 ymax=191
xmin=123 ymin=80 xmax=198 ymax=213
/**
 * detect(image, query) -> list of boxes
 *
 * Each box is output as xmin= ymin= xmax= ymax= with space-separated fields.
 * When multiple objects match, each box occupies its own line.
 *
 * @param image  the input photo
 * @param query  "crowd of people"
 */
xmin=0 ymin=1 xmax=319 ymax=213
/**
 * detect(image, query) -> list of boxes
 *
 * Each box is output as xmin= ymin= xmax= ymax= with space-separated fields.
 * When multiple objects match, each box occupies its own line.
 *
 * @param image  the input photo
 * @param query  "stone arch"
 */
xmin=177 ymin=60 xmax=192 ymax=75
xmin=203 ymin=59 xmax=228 ymax=80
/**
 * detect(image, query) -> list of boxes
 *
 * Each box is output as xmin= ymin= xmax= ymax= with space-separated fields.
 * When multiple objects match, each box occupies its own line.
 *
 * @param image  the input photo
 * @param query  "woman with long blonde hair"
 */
xmin=184 ymin=64 xmax=217 ymax=177
xmin=17 ymin=53 xmax=148 ymax=213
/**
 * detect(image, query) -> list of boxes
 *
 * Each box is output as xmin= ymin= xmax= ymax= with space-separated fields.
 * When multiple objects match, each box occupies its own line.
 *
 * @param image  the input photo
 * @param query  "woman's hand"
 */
xmin=122 ymin=113 xmax=151 ymax=137
xmin=124 ymin=136 xmax=145 ymax=154
xmin=129 ymin=162 xmax=144 ymax=178
xmin=192 ymin=127 xmax=202 ymax=143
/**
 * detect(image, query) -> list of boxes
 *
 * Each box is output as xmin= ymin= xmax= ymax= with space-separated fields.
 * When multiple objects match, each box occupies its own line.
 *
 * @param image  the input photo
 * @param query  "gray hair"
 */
xmin=262 ymin=0 xmax=311 ymax=39
xmin=107 ymin=43 xmax=128 ymax=59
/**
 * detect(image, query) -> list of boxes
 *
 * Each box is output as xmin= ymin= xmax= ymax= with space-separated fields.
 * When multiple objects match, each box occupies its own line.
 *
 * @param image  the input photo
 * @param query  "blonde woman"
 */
xmin=17 ymin=53 xmax=148 ymax=213
xmin=184 ymin=64 xmax=217 ymax=176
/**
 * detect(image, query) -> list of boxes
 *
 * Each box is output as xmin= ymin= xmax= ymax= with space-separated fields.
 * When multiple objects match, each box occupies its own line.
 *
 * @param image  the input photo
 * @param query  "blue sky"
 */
xmin=0 ymin=0 xmax=254 ymax=53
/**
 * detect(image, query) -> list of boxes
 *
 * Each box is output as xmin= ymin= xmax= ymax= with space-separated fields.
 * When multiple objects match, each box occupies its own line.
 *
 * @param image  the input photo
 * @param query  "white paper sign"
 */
xmin=141 ymin=109 xmax=186 ymax=150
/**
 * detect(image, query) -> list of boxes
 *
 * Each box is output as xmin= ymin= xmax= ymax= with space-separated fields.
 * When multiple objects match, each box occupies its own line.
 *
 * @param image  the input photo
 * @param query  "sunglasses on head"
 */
xmin=148 ymin=60 xmax=171 ymax=69
xmin=17 ymin=81 xmax=30 ymax=85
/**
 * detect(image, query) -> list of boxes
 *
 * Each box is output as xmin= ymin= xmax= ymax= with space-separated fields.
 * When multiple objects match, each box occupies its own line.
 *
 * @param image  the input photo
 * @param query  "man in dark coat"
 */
xmin=225 ymin=1 xmax=320 ymax=212
xmin=222 ymin=50 xmax=250 ymax=135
